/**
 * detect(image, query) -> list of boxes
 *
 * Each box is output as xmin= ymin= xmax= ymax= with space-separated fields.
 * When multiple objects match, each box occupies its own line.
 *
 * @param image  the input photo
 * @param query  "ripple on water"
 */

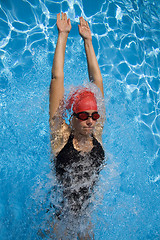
xmin=82 ymin=0 xmax=105 ymax=17
xmin=11 ymin=0 xmax=35 ymax=25
xmin=117 ymin=62 xmax=130 ymax=77
xmin=120 ymin=15 xmax=133 ymax=33
xmin=134 ymin=23 xmax=145 ymax=38
xmin=121 ymin=36 xmax=144 ymax=66
xmin=12 ymin=21 xmax=29 ymax=32
xmin=45 ymin=1 xmax=61 ymax=14
xmin=7 ymin=31 xmax=26 ymax=55
xmin=107 ymin=2 xmax=117 ymax=18
xmin=0 ymin=20 xmax=10 ymax=48
xmin=74 ymin=3 xmax=82 ymax=17
xmin=126 ymin=72 xmax=139 ymax=85
xmin=141 ymin=112 xmax=155 ymax=126
xmin=0 ymin=6 xmax=8 ymax=22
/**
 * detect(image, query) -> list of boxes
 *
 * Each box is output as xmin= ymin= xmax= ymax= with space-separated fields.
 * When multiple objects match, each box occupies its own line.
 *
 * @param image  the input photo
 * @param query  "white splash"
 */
xmin=116 ymin=6 xmax=123 ymax=21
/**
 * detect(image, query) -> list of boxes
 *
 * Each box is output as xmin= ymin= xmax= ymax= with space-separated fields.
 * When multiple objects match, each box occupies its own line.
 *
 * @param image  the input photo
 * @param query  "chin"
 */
xmin=81 ymin=128 xmax=93 ymax=136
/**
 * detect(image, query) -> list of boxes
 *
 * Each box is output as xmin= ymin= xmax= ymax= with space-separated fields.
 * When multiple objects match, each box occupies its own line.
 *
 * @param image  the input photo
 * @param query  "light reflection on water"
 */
xmin=0 ymin=0 xmax=160 ymax=239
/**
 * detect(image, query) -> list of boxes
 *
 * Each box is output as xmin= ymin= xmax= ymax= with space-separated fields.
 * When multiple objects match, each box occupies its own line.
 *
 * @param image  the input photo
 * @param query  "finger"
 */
xmin=61 ymin=12 xmax=64 ymax=20
xmin=79 ymin=16 xmax=83 ymax=25
xmin=67 ymin=18 xmax=71 ymax=26
xmin=86 ymin=21 xmax=90 ymax=28
xmin=57 ymin=13 xmax=61 ymax=21
xmin=81 ymin=17 xmax=86 ymax=25
xmin=64 ymin=12 xmax=67 ymax=20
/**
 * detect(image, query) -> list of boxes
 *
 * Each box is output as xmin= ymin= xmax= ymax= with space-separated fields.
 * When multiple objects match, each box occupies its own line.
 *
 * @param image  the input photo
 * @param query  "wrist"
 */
xmin=84 ymin=38 xmax=92 ymax=46
xmin=58 ymin=31 xmax=69 ymax=38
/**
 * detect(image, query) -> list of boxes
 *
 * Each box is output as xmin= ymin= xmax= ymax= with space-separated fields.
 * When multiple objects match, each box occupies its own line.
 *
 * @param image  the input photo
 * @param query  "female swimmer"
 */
xmin=49 ymin=12 xmax=105 ymax=239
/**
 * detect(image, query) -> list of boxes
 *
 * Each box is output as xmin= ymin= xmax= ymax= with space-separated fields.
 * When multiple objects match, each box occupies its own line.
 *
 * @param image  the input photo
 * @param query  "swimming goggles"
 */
xmin=73 ymin=111 xmax=100 ymax=121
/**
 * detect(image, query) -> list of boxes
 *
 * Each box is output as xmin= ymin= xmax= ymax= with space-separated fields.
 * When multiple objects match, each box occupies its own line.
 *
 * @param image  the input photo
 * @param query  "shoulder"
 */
xmin=50 ymin=116 xmax=71 ymax=156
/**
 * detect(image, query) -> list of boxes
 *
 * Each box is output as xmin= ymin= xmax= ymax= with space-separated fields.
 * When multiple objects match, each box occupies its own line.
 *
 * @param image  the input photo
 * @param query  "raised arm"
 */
xmin=49 ymin=13 xmax=71 ymax=121
xmin=78 ymin=17 xmax=104 ymax=97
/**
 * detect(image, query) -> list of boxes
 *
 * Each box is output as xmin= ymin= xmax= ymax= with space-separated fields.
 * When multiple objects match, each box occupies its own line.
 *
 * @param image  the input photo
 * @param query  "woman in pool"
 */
xmin=49 ymin=12 xmax=105 ymax=239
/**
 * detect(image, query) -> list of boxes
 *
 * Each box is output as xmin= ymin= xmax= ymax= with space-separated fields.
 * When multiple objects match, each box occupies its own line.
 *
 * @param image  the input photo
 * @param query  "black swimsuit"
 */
xmin=55 ymin=134 xmax=105 ymax=215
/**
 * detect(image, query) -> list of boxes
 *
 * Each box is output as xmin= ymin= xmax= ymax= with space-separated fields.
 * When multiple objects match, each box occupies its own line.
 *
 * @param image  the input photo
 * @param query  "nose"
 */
xmin=86 ymin=116 xmax=94 ymax=125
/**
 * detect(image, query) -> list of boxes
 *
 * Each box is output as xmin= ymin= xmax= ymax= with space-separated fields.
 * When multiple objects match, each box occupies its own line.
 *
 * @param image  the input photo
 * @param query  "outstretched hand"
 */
xmin=78 ymin=17 xmax=92 ymax=41
xmin=57 ymin=12 xmax=71 ymax=33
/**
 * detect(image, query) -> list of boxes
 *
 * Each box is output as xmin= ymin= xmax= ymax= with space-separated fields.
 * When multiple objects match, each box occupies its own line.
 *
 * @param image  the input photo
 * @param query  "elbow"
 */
xmin=51 ymin=72 xmax=64 ymax=80
xmin=50 ymin=75 xmax=64 ymax=86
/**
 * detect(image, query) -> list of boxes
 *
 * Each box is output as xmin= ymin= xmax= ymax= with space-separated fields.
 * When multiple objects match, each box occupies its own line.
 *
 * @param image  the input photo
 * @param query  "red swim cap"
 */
xmin=67 ymin=89 xmax=98 ymax=113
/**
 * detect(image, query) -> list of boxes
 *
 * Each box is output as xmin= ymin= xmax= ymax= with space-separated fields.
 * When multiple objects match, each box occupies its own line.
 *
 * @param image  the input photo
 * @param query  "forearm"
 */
xmin=52 ymin=32 xmax=69 ymax=79
xmin=50 ymin=32 xmax=69 ymax=119
xmin=84 ymin=39 xmax=104 ymax=96
xmin=49 ymin=12 xmax=71 ymax=120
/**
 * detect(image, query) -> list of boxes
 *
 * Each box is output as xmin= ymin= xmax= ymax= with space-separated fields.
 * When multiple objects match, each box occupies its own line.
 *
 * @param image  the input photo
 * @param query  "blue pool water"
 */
xmin=0 ymin=0 xmax=160 ymax=239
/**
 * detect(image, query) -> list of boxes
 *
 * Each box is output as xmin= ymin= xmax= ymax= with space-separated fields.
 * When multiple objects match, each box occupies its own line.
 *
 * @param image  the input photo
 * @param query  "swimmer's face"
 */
xmin=71 ymin=110 xmax=98 ymax=136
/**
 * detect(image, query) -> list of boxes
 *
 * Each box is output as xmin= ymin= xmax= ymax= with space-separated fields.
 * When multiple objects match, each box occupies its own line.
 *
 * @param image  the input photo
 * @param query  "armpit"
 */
xmin=50 ymin=116 xmax=70 ymax=156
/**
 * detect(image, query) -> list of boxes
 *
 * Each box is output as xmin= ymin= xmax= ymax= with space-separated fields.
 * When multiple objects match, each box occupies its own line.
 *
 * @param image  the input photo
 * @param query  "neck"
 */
xmin=73 ymin=132 xmax=92 ymax=142
xmin=72 ymin=132 xmax=93 ymax=153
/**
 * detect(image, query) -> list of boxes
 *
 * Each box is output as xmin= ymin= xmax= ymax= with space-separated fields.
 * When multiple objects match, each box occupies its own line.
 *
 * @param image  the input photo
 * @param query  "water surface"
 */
xmin=0 ymin=0 xmax=160 ymax=239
